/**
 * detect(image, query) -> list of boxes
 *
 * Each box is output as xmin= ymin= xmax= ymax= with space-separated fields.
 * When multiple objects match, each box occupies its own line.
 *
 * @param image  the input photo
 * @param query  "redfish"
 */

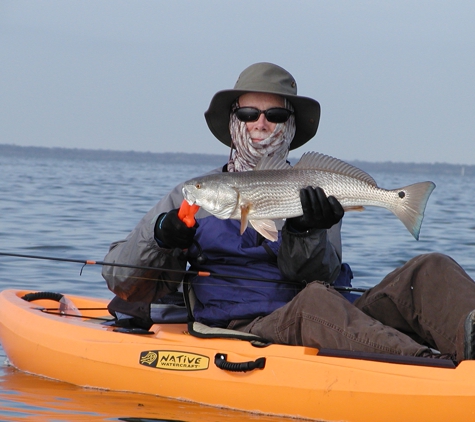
xmin=182 ymin=152 xmax=435 ymax=241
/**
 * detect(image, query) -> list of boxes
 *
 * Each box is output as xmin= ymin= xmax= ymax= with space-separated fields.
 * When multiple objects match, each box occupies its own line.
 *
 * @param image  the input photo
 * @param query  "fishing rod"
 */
xmin=0 ymin=251 xmax=367 ymax=293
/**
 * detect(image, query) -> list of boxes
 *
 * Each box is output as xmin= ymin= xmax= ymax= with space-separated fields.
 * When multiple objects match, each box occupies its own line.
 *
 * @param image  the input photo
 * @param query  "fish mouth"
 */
xmin=181 ymin=186 xmax=196 ymax=205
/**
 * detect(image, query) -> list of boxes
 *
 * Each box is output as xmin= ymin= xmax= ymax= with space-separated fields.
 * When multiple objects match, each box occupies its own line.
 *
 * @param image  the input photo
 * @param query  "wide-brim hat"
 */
xmin=204 ymin=62 xmax=321 ymax=150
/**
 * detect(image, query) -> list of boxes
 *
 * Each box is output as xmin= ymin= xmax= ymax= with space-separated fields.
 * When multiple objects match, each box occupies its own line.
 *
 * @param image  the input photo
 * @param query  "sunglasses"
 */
xmin=234 ymin=107 xmax=293 ymax=123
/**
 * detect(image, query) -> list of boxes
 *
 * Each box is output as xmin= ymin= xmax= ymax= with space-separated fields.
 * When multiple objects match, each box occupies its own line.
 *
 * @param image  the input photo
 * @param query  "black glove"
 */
xmin=154 ymin=209 xmax=197 ymax=249
xmin=287 ymin=186 xmax=344 ymax=232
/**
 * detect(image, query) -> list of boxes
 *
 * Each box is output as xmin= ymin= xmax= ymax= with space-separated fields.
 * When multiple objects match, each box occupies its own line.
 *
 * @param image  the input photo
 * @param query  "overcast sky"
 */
xmin=1 ymin=1 xmax=474 ymax=164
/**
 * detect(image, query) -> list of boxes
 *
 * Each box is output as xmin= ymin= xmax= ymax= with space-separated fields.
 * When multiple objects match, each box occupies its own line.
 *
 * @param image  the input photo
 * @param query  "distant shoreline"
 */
xmin=1 ymin=143 xmax=473 ymax=176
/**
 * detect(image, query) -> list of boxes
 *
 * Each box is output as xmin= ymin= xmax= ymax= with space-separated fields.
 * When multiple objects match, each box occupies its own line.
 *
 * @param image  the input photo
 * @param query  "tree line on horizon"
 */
xmin=0 ymin=143 xmax=473 ymax=176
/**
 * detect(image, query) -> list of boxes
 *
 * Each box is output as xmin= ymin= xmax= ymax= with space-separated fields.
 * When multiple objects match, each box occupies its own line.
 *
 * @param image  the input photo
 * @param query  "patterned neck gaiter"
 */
xmin=227 ymin=99 xmax=296 ymax=172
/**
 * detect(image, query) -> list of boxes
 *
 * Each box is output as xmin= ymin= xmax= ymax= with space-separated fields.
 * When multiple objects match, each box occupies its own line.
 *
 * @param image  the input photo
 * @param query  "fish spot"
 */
xmin=398 ymin=191 xmax=405 ymax=199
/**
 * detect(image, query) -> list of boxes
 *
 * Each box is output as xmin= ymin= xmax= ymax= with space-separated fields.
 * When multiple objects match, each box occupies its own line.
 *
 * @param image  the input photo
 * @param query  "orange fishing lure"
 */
xmin=178 ymin=200 xmax=200 ymax=228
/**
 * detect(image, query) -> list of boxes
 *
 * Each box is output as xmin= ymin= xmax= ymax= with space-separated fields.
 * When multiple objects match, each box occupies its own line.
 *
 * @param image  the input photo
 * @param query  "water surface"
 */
xmin=0 ymin=152 xmax=474 ymax=421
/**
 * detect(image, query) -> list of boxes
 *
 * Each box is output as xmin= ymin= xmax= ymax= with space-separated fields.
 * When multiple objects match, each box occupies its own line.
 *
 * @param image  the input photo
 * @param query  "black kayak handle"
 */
xmin=22 ymin=291 xmax=64 ymax=302
xmin=214 ymin=353 xmax=266 ymax=372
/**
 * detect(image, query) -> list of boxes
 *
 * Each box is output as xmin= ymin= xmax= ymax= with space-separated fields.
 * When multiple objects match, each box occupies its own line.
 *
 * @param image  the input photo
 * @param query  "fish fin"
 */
xmin=390 ymin=181 xmax=436 ymax=240
xmin=240 ymin=204 xmax=250 ymax=234
xmin=343 ymin=206 xmax=365 ymax=212
xmin=294 ymin=152 xmax=378 ymax=186
xmin=249 ymin=219 xmax=278 ymax=241
xmin=254 ymin=154 xmax=292 ymax=171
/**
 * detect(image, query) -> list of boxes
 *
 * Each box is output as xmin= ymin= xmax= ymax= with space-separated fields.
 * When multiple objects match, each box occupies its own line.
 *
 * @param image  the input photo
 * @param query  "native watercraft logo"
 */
xmin=139 ymin=350 xmax=210 ymax=371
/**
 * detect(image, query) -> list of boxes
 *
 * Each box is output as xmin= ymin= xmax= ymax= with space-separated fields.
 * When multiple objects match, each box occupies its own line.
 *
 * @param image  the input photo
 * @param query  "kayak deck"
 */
xmin=1 ymin=289 xmax=475 ymax=422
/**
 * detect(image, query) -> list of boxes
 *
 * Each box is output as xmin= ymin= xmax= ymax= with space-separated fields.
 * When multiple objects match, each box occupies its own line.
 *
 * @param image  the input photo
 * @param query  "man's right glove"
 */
xmin=287 ymin=186 xmax=344 ymax=232
xmin=154 ymin=209 xmax=197 ymax=249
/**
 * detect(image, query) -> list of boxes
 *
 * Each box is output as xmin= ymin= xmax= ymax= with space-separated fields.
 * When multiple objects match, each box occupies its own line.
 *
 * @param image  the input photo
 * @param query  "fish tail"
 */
xmin=391 ymin=181 xmax=436 ymax=240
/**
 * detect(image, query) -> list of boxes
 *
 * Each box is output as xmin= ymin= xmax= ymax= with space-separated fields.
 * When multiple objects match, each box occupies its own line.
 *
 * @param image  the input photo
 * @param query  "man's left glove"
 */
xmin=154 ymin=209 xmax=197 ymax=249
xmin=287 ymin=186 xmax=344 ymax=232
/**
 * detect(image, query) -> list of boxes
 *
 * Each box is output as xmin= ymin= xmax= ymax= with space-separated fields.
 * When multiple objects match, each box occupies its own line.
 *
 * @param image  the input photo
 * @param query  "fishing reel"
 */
xmin=172 ymin=240 xmax=208 ymax=265
xmin=190 ymin=240 xmax=208 ymax=265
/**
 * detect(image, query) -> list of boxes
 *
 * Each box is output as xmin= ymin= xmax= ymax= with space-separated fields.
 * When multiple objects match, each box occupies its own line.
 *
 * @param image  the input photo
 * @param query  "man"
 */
xmin=103 ymin=62 xmax=475 ymax=362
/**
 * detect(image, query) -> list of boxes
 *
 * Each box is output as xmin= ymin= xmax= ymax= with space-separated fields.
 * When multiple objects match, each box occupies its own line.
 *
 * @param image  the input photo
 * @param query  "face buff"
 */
xmin=227 ymin=99 xmax=296 ymax=172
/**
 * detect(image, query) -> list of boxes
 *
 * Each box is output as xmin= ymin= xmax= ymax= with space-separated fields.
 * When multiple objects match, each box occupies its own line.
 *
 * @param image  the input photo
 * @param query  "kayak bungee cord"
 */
xmin=0 ymin=251 xmax=367 ymax=293
xmin=40 ymin=308 xmax=112 ymax=321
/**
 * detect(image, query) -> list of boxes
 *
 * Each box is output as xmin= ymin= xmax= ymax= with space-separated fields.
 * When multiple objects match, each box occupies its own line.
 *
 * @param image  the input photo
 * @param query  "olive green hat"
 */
xmin=204 ymin=62 xmax=321 ymax=150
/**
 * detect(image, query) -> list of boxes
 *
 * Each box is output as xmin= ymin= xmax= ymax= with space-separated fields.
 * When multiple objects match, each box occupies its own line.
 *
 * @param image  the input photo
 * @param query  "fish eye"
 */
xmin=195 ymin=183 xmax=201 ymax=189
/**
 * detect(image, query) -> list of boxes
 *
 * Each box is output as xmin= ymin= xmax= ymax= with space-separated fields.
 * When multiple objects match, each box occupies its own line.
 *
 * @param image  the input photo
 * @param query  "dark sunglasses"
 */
xmin=234 ymin=107 xmax=293 ymax=123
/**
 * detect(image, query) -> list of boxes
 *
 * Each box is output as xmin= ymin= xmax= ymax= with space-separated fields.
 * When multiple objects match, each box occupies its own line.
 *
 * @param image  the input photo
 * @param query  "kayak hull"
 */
xmin=1 ymin=289 xmax=475 ymax=422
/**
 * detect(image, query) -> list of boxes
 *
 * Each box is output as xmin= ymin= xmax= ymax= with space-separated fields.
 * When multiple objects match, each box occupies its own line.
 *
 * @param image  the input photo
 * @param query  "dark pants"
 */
xmin=232 ymin=253 xmax=475 ymax=359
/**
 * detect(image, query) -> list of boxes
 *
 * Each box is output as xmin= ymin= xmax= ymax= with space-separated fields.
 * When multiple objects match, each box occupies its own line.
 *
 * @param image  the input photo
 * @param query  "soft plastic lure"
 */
xmin=178 ymin=199 xmax=200 ymax=228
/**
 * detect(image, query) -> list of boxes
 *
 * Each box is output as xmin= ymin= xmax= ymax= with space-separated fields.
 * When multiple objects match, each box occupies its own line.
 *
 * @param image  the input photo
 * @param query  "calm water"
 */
xmin=0 ymin=152 xmax=474 ymax=421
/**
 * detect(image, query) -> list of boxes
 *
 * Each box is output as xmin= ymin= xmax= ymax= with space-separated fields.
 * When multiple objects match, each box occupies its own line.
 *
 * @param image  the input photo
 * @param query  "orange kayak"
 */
xmin=0 ymin=289 xmax=475 ymax=422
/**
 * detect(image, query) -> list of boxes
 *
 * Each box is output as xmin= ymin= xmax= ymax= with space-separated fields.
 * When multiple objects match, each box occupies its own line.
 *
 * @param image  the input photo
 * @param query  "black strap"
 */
xmin=182 ymin=275 xmax=195 ymax=322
